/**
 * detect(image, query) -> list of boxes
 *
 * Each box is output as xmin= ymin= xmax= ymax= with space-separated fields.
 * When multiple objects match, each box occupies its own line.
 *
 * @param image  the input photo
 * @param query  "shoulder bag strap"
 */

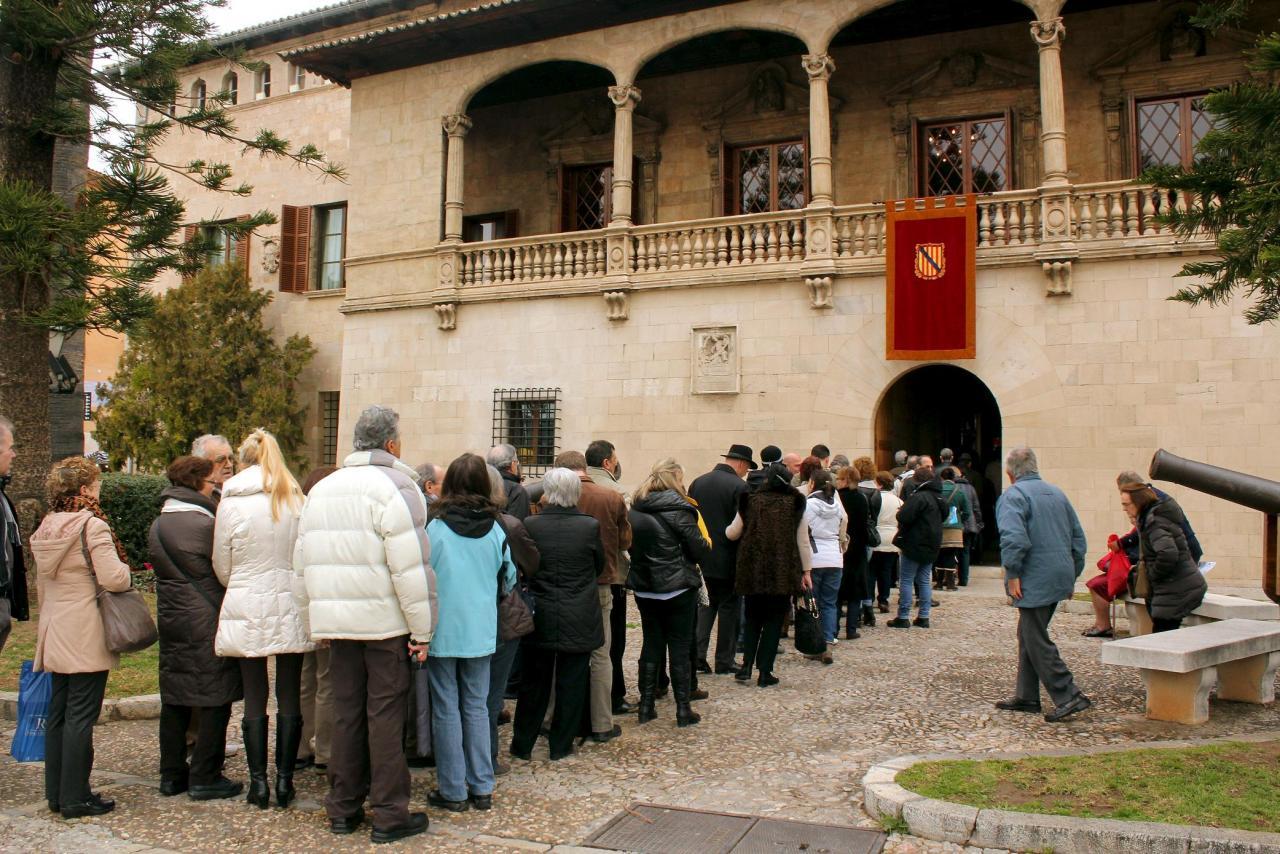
xmin=153 ymin=522 xmax=221 ymax=612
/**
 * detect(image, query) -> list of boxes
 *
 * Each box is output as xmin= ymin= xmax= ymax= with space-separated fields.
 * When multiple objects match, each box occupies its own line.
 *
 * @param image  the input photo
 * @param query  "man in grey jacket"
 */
xmin=995 ymin=447 xmax=1090 ymax=723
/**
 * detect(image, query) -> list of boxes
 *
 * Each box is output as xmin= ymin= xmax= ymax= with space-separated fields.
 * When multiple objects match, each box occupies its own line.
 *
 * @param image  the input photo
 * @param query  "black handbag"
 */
xmin=793 ymin=593 xmax=826 ymax=656
xmin=496 ymin=540 xmax=534 ymax=642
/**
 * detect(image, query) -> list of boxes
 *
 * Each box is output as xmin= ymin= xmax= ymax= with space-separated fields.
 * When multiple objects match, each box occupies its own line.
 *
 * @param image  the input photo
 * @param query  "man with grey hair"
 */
xmin=0 ymin=417 xmax=30 ymax=652
xmin=894 ymin=454 xmax=919 ymax=495
xmin=938 ymin=448 xmax=954 ymax=470
xmin=995 ymin=446 xmax=1090 ymax=723
xmin=415 ymin=462 xmax=441 ymax=504
xmin=295 ymin=404 xmax=435 ymax=842
xmin=486 ymin=444 xmax=530 ymax=520
xmin=890 ymin=450 xmax=909 ymax=478
xmin=192 ymin=434 xmax=235 ymax=497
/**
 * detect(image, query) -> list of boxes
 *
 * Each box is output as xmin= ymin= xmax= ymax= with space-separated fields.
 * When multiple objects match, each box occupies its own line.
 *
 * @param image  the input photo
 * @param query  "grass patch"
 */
xmin=0 ymin=594 xmax=160 ymax=698
xmin=897 ymin=742 xmax=1280 ymax=832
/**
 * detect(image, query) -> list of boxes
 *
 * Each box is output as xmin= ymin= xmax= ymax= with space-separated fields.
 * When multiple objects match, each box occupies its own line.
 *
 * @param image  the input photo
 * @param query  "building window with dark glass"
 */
xmin=1135 ymin=95 xmax=1215 ymax=172
xmin=493 ymin=388 xmax=561 ymax=477
xmin=728 ymin=140 xmax=806 ymax=214
xmin=314 ymin=204 xmax=346 ymax=290
xmin=201 ymin=224 xmax=234 ymax=268
xmin=920 ymin=117 xmax=1010 ymax=196
xmin=560 ymin=164 xmax=612 ymax=231
xmin=463 ymin=211 xmax=519 ymax=243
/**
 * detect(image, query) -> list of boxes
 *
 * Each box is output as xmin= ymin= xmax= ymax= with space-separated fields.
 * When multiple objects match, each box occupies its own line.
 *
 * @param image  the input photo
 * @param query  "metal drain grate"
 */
xmin=585 ymin=803 xmax=885 ymax=854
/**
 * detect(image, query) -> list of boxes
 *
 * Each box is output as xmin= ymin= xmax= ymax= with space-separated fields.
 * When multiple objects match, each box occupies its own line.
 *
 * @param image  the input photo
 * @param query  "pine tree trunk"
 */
xmin=0 ymin=44 xmax=62 ymax=505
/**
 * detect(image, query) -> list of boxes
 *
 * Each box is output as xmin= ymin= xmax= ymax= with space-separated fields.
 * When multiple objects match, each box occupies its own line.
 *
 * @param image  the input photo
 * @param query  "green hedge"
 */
xmin=99 ymin=473 xmax=167 ymax=572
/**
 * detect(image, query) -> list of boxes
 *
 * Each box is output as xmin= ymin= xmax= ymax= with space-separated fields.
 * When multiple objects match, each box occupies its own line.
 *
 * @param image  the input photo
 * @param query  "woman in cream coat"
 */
xmin=214 ymin=429 xmax=312 ymax=809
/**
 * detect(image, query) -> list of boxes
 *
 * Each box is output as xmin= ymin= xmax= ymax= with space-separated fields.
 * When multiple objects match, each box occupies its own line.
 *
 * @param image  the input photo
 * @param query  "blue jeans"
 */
xmin=811 ymin=567 xmax=843 ymax=642
xmin=862 ymin=547 xmax=875 ymax=607
xmin=487 ymin=640 xmax=520 ymax=762
xmin=428 ymin=655 xmax=493 ymax=801
xmin=896 ymin=556 xmax=933 ymax=620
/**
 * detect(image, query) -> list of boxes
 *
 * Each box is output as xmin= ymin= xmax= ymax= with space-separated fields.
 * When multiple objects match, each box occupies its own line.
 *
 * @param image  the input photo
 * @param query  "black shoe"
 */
xmin=637 ymin=662 xmax=659 ymax=724
xmin=734 ymin=668 xmax=751 ymax=682
xmin=1044 ymin=694 xmax=1092 ymax=723
xmin=886 ymin=618 xmax=912 ymax=628
xmin=695 ymin=659 xmax=712 ymax=675
xmin=612 ymin=700 xmax=636 ymax=715
xmin=314 ymin=762 xmax=328 ymax=772
xmin=689 ymin=687 xmax=709 ymax=701
xmin=862 ymin=605 xmax=876 ymax=627
xmin=509 ymin=748 xmax=532 ymax=761
xmin=293 ymin=754 xmax=315 ymax=772
xmin=371 ymin=812 xmax=428 ymax=844
xmin=61 ymin=794 xmax=115 ymax=819
xmin=549 ymin=746 xmax=575 ymax=761
xmin=468 ymin=793 xmax=493 ymax=811
xmin=757 ymin=673 xmax=779 ymax=687
xmin=845 ymin=625 xmax=860 ymax=639
xmin=878 ymin=602 xmax=890 ymax=613
xmin=330 ymin=812 xmax=365 ymax=835
xmin=428 ymin=789 xmax=470 ymax=812
xmin=994 ymin=698 xmax=1042 ymax=713
xmin=1082 ymin=627 xmax=1114 ymax=638
xmin=189 ymin=776 xmax=244 ymax=801
xmin=158 ymin=777 xmax=188 ymax=797
xmin=242 ymin=716 xmax=271 ymax=810
xmin=274 ymin=713 xmax=304 ymax=809
xmin=497 ymin=707 xmax=512 ymax=725
xmin=913 ymin=617 xmax=930 ymax=628
xmin=406 ymin=754 xmax=436 ymax=768
xmin=590 ymin=725 xmax=622 ymax=744
xmin=713 ymin=664 xmax=738 ymax=675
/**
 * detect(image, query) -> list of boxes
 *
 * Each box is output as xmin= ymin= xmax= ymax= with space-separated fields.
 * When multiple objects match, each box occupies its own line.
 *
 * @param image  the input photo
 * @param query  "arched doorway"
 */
xmin=875 ymin=365 xmax=1003 ymax=560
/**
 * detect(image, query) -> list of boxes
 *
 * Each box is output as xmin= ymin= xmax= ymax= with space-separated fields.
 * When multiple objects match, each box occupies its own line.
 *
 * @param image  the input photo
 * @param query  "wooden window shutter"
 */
xmin=279 ymin=205 xmax=311 ymax=292
xmin=234 ymin=214 xmax=251 ymax=276
xmin=502 ymin=210 xmax=520 ymax=238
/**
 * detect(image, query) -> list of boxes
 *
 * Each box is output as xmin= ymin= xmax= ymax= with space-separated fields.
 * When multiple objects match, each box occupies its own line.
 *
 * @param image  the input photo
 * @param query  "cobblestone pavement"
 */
xmin=3 ymin=578 xmax=1278 ymax=853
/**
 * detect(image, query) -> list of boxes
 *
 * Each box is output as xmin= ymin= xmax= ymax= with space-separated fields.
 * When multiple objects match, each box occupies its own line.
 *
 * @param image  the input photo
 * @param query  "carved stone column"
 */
xmin=442 ymin=113 xmax=472 ymax=243
xmin=608 ymin=84 xmax=641 ymax=226
xmin=802 ymin=53 xmax=836 ymax=206
xmin=1032 ymin=19 xmax=1068 ymax=187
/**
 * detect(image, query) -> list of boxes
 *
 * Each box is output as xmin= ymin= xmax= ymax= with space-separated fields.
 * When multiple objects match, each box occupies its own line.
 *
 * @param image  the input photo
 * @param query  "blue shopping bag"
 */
xmin=11 ymin=660 xmax=51 ymax=762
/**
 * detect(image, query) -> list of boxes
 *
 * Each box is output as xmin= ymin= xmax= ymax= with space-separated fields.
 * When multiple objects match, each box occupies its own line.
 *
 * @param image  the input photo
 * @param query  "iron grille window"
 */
xmin=320 ymin=391 xmax=339 ymax=465
xmin=920 ymin=117 xmax=1009 ymax=195
xmin=561 ymin=164 xmax=611 ymax=231
xmin=492 ymin=388 xmax=561 ymax=476
xmin=729 ymin=140 xmax=806 ymax=214
xmin=1136 ymin=95 xmax=1216 ymax=172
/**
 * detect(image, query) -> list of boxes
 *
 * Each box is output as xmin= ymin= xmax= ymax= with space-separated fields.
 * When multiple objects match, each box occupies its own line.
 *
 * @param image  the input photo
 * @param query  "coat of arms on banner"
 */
xmin=914 ymin=243 xmax=946 ymax=280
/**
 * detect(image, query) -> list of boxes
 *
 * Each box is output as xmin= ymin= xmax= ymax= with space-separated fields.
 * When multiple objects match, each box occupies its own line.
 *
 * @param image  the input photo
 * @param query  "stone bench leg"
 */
xmin=1141 ymin=667 xmax=1217 ymax=724
xmin=1215 ymin=652 xmax=1280 ymax=705
xmin=1125 ymin=601 xmax=1153 ymax=636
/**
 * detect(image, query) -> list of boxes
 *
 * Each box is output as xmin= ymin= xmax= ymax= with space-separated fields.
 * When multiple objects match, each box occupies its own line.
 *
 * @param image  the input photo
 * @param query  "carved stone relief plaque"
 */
xmin=691 ymin=325 xmax=739 ymax=395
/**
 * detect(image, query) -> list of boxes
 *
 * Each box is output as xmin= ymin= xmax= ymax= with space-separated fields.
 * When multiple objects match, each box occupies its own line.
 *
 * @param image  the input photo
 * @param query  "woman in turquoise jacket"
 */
xmin=936 ymin=467 xmax=971 ymax=590
xmin=426 ymin=453 xmax=516 ymax=812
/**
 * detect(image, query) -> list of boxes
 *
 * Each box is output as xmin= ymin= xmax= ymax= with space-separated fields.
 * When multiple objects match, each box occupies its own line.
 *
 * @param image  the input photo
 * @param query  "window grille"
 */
xmin=730 ymin=140 xmax=806 ymax=214
xmin=320 ymin=391 xmax=340 ymax=465
xmin=492 ymin=388 xmax=561 ymax=476
xmin=1136 ymin=95 xmax=1216 ymax=172
xmin=920 ymin=117 xmax=1009 ymax=195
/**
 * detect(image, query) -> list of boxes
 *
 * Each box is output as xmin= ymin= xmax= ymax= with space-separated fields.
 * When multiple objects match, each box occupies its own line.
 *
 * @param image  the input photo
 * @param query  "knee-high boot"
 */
xmin=671 ymin=660 xmax=701 ymax=728
xmin=636 ymin=662 xmax=658 ymax=724
xmin=242 ymin=717 xmax=270 ymax=809
xmin=274 ymin=714 xmax=303 ymax=808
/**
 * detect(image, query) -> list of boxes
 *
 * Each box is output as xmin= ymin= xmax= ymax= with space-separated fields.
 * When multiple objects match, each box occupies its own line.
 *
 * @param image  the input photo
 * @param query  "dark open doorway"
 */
xmin=875 ymin=364 xmax=1003 ymax=562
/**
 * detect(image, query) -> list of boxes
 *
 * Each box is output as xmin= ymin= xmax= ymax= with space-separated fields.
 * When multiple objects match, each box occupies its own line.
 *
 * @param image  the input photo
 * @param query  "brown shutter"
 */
xmin=721 ymin=144 xmax=736 ymax=216
xmin=502 ymin=210 xmax=520 ymax=239
xmin=279 ymin=205 xmax=311 ymax=293
xmin=235 ymin=214 xmax=251 ymax=276
xmin=558 ymin=165 xmax=573 ymax=233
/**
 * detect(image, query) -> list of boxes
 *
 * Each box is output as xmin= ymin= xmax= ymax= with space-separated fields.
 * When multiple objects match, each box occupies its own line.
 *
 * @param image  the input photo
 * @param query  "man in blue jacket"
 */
xmin=996 ymin=447 xmax=1090 ymax=723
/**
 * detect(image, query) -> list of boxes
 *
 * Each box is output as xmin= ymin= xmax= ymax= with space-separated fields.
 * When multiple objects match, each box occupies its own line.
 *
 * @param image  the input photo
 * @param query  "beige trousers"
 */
xmin=299 ymin=646 xmax=333 ymax=764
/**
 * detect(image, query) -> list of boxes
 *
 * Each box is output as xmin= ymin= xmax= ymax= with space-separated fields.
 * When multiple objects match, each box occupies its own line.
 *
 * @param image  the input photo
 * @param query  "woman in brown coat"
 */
xmin=30 ymin=457 xmax=133 ymax=818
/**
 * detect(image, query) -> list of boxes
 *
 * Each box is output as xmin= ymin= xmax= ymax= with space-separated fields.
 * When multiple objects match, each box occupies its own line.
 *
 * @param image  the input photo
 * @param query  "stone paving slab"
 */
xmin=0 ymin=588 xmax=1277 ymax=852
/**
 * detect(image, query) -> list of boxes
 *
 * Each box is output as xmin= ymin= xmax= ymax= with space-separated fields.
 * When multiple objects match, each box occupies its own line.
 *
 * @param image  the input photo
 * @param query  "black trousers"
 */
xmin=1014 ymin=604 xmax=1082 ymax=708
xmin=869 ymin=551 xmax=897 ymax=604
xmin=510 ymin=646 xmax=590 ymax=758
xmin=1148 ymin=605 xmax=1183 ymax=634
xmin=240 ymin=653 xmax=305 ymax=719
xmin=45 ymin=670 xmax=108 ymax=807
xmin=741 ymin=595 xmax=789 ymax=678
xmin=159 ymin=702 xmax=231 ymax=785
xmin=635 ymin=590 xmax=697 ymax=677
xmin=695 ymin=577 xmax=740 ymax=672
xmin=609 ymin=585 xmax=627 ymax=707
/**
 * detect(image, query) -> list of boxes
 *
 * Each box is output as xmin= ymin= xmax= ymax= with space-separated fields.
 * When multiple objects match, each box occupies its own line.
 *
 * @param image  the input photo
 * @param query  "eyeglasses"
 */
xmin=211 ymin=455 xmax=231 ymax=465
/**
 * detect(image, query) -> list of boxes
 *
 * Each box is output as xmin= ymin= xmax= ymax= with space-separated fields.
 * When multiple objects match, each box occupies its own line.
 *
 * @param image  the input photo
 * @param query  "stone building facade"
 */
xmin=152 ymin=0 xmax=1280 ymax=589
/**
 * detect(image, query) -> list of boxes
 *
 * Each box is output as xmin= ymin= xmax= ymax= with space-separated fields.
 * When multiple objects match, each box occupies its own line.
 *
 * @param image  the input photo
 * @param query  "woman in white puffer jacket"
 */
xmin=213 ymin=429 xmax=312 ymax=811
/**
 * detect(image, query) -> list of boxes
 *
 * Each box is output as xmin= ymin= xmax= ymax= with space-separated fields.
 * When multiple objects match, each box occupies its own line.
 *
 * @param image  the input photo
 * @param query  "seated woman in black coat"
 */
xmin=149 ymin=456 xmax=244 ymax=800
xmin=510 ymin=468 xmax=604 ymax=761
xmin=1121 ymin=482 xmax=1207 ymax=633
xmin=628 ymin=458 xmax=711 ymax=727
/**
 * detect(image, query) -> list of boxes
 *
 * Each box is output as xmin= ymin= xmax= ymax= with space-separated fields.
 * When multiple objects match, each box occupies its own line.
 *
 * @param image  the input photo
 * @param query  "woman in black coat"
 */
xmin=511 ymin=468 xmax=604 ymax=761
xmin=627 ymin=458 xmax=710 ymax=727
xmin=1124 ymin=484 xmax=1207 ymax=632
xmin=149 ymin=456 xmax=243 ymax=800
xmin=835 ymin=467 xmax=870 ymax=639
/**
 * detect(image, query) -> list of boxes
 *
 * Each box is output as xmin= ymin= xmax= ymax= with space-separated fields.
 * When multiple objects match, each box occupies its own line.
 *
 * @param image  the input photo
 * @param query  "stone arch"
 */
xmin=814 ymin=0 xmax=1047 ymax=53
xmin=624 ymin=18 xmax=817 ymax=83
xmin=453 ymin=54 xmax=620 ymax=115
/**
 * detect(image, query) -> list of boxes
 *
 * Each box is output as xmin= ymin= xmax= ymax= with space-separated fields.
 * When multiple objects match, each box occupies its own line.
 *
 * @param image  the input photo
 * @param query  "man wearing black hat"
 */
xmin=688 ymin=445 xmax=756 ymax=675
xmin=747 ymin=445 xmax=781 ymax=491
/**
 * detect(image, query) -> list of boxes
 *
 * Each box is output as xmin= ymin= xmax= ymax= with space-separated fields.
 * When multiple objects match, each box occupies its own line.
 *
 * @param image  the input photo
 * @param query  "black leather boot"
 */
xmin=636 ymin=663 xmax=658 ymax=724
xmin=862 ymin=605 xmax=876 ymax=627
xmin=242 ymin=716 xmax=270 ymax=809
xmin=274 ymin=714 xmax=303 ymax=808
xmin=671 ymin=660 xmax=701 ymax=727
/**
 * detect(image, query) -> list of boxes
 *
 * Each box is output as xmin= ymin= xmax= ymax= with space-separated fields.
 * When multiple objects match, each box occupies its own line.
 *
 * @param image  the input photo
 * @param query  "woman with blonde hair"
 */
xmin=626 ymin=459 xmax=710 ymax=727
xmin=214 ymin=429 xmax=313 ymax=809
xmin=30 ymin=457 xmax=133 ymax=818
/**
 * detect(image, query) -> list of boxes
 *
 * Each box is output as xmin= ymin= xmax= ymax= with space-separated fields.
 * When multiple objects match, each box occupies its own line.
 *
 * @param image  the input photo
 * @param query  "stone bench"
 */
xmin=1100 ymin=618 xmax=1280 ymax=724
xmin=1120 ymin=592 xmax=1280 ymax=636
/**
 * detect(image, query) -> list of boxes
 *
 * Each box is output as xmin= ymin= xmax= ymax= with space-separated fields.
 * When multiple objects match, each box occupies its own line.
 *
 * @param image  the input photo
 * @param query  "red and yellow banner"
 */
xmin=885 ymin=196 xmax=976 ymax=360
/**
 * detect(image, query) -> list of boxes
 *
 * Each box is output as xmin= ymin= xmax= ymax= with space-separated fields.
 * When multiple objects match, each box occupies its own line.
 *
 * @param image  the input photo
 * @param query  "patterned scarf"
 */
xmin=49 ymin=493 xmax=133 ymax=568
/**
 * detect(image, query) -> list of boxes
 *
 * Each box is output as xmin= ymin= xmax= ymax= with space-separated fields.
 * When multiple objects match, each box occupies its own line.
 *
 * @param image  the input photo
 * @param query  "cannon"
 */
xmin=1149 ymin=449 xmax=1280 ymax=603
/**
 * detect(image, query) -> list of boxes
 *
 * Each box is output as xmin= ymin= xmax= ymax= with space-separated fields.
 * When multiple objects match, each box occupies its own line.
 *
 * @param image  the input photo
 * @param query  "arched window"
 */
xmin=191 ymin=79 xmax=206 ymax=112
xmin=222 ymin=71 xmax=238 ymax=106
xmin=255 ymin=65 xmax=271 ymax=99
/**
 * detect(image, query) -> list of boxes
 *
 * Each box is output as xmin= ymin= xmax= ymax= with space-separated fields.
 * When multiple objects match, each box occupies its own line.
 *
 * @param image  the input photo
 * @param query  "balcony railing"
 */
xmin=631 ymin=210 xmax=807 ymax=274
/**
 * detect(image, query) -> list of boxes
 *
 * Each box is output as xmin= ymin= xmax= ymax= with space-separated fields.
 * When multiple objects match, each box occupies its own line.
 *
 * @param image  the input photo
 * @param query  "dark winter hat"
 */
xmin=722 ymin=444 xmax=758 ymax=470
xmin=760 ymin=445 xmax=782 ymax=464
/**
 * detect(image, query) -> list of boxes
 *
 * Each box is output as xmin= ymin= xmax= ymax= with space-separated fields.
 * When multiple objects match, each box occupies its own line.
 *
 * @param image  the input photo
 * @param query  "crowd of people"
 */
xmin=0 ymin=409 xmax=1211 ymax=842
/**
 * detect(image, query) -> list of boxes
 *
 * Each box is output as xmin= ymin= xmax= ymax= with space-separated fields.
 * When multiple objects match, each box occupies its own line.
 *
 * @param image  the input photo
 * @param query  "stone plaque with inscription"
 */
xmin=691 ymin=325 xmax=739 ymax=395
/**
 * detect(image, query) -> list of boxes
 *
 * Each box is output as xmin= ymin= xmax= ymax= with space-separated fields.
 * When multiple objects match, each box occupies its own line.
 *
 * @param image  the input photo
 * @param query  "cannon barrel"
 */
xmin=1149 ymin=449 xmax=1280 ymax=515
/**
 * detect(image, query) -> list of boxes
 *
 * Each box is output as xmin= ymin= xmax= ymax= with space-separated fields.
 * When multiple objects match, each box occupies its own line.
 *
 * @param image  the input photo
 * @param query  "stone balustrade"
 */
xmin=458 ymin=232 xmax=608 ymax=286
xmin=631 ymin=211 xmax=807 ymax=274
